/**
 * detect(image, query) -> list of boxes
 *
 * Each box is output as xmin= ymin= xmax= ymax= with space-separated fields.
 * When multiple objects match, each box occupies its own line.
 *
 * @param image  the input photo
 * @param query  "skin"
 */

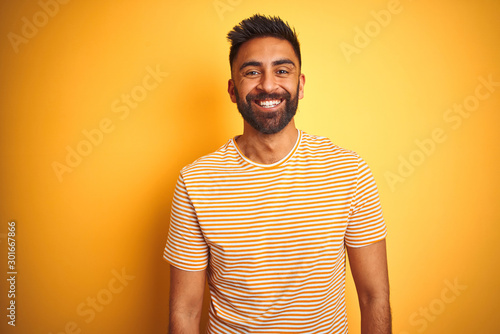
xmin=348 ymin=240 xmax=392 ymax=334
xmin=168 ymin=266 xmax=205 ymax=334
xmin=228 ymin=36 xmax=305 ymax=164
xmin=168 ymin=36 xmax=391 ymax=334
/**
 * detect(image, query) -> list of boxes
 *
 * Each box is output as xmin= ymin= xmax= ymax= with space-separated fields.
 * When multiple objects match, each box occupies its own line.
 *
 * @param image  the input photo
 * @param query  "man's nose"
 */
xmin=257 ymin=72 xmax=278 ymax=93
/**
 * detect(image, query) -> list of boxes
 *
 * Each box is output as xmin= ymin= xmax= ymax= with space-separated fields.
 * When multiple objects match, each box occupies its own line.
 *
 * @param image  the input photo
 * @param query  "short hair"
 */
xmin=227 ymin=14 xmax=301 ymax=70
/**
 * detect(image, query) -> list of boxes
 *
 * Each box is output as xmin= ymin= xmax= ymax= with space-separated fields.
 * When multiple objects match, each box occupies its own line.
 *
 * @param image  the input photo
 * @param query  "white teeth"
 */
xmin=258 ymin=99 xmax=281 ymax=108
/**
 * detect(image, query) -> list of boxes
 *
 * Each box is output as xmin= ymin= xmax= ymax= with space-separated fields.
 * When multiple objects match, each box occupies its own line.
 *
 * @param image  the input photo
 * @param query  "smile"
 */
xmin=255 ymin=99 xmax=283 ymax=109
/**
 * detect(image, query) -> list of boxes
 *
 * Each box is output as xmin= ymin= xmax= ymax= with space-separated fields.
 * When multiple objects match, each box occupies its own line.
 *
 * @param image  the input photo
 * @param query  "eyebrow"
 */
xmin=239 ymin=58 xmax=296 ymax=71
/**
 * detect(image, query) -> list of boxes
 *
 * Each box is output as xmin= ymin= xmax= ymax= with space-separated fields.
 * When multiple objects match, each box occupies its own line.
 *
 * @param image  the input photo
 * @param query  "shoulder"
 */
xmin=180 ymin=139 xmax=239 ymax=178
xmin=299 ymin=131 xmax=363 ymax=163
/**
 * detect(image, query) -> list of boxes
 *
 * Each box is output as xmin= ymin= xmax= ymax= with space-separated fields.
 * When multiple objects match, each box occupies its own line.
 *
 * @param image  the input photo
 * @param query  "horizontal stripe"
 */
xmin=164 ymin=130 xmax=386 ymax=333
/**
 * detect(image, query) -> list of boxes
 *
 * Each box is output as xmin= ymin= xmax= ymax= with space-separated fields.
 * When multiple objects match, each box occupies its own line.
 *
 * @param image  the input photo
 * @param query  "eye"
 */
xmin=245 ymin=70 xmax=259 ymax=76
xmin=277 ymin=69 xmax=289 ymax=75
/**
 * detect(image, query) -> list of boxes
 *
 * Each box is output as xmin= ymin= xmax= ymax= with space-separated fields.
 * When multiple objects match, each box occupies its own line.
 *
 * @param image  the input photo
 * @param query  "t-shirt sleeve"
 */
xmin=345 ymin=156 xmax=387 ymax=248
xmin=163 ymin=174 xmax=209 ymax=271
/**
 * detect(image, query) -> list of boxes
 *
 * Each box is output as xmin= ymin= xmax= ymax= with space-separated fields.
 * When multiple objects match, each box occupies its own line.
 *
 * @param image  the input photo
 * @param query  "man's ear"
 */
xmin=298 ymin=73 xmax=305 ymax=100
xmin=228 ymin=79 xmax=237 ymax=103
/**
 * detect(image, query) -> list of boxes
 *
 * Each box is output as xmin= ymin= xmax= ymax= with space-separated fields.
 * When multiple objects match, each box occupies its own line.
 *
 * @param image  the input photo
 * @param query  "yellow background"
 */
xmin=1 ymin=0 xmax=499 ymax=333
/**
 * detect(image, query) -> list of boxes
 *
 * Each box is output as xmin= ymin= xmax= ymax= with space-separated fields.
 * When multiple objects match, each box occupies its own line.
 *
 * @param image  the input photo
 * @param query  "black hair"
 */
xmin=227 ymin=14 xmax=301 ymax=70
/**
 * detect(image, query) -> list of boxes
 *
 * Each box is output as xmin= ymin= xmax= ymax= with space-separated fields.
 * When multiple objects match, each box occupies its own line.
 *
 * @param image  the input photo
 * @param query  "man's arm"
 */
xmin=168 ymin=265 xmax=206 ymax=334
xmin=347 ymin=239 xmax=391 ymax=334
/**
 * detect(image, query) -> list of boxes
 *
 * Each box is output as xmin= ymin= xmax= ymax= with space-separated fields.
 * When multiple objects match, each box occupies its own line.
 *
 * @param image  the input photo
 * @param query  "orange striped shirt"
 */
xmin=164 ymin=130 xmax=387 ymax=333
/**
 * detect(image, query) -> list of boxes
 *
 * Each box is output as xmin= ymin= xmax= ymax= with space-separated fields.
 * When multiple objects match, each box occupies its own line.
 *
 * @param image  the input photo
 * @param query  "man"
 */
xmin=164 ymin=14 xmax=391 ymax=333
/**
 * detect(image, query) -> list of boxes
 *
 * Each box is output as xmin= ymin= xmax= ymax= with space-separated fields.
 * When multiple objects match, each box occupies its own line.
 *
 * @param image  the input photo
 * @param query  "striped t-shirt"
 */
xmin=164 ymin=130 xmax=387 ymax=333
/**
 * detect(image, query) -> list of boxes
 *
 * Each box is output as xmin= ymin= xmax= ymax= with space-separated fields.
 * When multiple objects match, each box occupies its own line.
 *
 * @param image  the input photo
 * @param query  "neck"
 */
xmin=235 ymin=120 xmax=298 ymax=165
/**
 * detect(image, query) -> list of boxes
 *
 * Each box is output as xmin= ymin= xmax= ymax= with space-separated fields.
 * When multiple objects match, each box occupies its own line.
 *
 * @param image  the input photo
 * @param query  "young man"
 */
xmin=164 ymin=14 xmax=391 ymax=334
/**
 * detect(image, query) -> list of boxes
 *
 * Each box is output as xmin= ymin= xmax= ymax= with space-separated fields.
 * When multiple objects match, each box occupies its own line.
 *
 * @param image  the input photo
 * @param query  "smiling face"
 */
xmin=228 ymin=37 xmax=305 ymax=135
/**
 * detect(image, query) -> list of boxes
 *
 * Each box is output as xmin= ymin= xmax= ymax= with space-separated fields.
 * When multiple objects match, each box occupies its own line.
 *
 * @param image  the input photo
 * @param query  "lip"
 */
xmin=252 ymin=99 xmax=284 ymax=111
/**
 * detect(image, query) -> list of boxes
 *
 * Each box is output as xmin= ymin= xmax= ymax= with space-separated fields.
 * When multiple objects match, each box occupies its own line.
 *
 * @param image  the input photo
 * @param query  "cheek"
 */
xmin=239 ymin=77 xmax=261 ymax=91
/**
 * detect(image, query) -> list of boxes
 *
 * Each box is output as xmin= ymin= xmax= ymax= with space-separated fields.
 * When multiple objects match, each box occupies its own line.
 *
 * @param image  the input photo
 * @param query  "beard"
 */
xmin=234 ymin=82 xmax=299 ymax=135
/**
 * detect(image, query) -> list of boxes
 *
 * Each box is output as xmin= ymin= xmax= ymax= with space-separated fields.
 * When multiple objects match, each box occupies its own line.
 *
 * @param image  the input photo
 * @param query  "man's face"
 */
xmin=228 ymin=37 xmax=305 ymax=134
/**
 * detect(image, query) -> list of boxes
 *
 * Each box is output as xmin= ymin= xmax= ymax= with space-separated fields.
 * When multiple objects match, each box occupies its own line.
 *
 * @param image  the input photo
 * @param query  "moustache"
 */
xmin=245 ymin=91 xmax=291 ymax=103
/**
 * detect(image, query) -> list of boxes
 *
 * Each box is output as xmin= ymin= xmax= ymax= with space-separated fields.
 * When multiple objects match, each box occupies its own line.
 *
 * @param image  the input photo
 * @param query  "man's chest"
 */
xmin=188 ymin=170 xmax=356 ymax=259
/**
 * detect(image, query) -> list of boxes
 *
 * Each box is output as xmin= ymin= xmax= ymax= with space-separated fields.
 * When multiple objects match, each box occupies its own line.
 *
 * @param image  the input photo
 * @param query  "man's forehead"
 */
xmin=234 ymin=37 xmax=298 ymax=66
xmin=239 ymin=59 xmax=296 ymax=72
